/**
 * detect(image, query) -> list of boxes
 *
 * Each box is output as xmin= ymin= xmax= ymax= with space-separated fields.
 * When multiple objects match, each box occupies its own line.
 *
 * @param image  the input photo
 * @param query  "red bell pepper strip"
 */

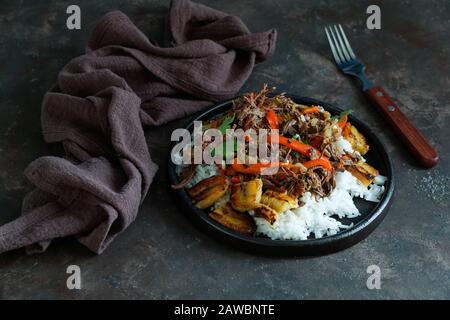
xmin=337 ymin=114 xmax=348 ymax=129
xmin=265 ymin=109 xmax=279 ymax=130
xmin=301 ymin=106 xmax=321 ymax=114
xmin=231 ymin=158 xmax=333 ymax=175
xmin=302 ymin=158 xmax=333 ymax=172
xmin=342 ymin=122 xmax=352 ymax=136
xmin=268 ymin=135 xmax=320 ymax=158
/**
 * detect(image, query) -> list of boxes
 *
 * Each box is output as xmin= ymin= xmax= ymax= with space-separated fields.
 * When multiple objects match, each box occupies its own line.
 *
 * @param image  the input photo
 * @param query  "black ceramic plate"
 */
xmin=168 ymin=95 xmax=394 ymax=256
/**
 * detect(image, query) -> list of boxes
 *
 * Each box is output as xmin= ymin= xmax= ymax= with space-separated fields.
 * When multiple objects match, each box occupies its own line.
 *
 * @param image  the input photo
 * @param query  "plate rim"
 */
xmin=168 ymin=94 xmax=395 ymax=255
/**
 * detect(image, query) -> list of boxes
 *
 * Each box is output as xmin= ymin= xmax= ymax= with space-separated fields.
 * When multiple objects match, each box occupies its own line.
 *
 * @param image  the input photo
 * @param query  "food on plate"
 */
xmin=261 ymin=190 xmax=299 ymax=214
xmin=210 ymin=203 xmax=255 ymax=235
xmin=230 ymin=179 xmax=263 ymax=212
xmin=187 ymin=175 xmax=229 ymax=209
xmin=175 ymin=85 xmax=387 ymax=240
xmin=253 ymin=205 xmax=279 ymax=225
xmin=346 ymin=161 xmax=379 ymax=187
xmin=342 ymin=122 xmax=370 ymax=155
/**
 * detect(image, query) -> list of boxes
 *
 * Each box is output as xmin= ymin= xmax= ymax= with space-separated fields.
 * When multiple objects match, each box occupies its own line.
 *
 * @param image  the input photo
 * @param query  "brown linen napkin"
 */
xmin=0 ymin=0 xmax=277 ymax=254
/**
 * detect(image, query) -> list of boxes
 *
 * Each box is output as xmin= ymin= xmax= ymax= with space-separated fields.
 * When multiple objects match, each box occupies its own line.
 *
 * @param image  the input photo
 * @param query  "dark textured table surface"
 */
xmin=0 ymin=0 xmax=449 ymax=299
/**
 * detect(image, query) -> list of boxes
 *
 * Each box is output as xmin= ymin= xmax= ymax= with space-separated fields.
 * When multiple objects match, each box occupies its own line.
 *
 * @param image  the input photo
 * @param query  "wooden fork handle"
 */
xmin=365 ymin=86 xmax=438 ymax=168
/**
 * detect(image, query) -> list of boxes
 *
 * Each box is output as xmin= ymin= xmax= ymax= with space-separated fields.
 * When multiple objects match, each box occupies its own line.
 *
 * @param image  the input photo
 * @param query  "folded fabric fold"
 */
xmin=0 ymin=0 xmax=277 ymax=254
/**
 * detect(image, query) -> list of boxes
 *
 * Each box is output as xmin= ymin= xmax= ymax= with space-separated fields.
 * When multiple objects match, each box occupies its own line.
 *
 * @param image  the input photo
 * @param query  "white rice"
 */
xmin=335 ymin=136 xmax=354 ymax=155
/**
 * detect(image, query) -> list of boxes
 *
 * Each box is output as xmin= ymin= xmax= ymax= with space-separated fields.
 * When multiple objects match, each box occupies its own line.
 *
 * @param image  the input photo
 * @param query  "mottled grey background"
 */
xmin=0 ymin=0 xmax=449 ymax=299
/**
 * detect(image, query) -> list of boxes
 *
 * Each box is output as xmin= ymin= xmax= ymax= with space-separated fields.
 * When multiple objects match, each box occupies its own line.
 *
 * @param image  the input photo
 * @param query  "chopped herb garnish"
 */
xmin=332 ymin=109 xmax=353 ymax=120
xmin=211 ymin=113 xmax=237 ymax=158
xmin=217 ymin=113 xmax=235 ymax=134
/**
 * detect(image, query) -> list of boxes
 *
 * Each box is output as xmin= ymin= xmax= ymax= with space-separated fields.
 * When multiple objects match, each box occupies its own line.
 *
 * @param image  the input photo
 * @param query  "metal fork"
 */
xmin=325 ymin=25 xmax=438 ymax=168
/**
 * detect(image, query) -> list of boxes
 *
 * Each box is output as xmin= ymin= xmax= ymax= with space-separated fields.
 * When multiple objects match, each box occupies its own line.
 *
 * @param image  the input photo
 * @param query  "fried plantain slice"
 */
xmin=210 ymin=203 xmax=255 ymax=235
xmin=254 ymin=204 xmax=279 ymax=225
xmin=260 ymin=190 xmax=299 ymax=213
xmin=230 ymin=179 xmax=263 ymax=212
xmin=347 ymin=161 xmax=379 ymax=187
xmin=187 ymin=175 xmax=229 ymax=209
xmin=342 ymin=123 xmax=370 ymax=155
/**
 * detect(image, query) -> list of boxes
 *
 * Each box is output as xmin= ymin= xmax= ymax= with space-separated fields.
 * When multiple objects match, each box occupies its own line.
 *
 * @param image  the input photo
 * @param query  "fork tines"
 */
xmin=325 ymin=25 xmax=356 ymax=65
